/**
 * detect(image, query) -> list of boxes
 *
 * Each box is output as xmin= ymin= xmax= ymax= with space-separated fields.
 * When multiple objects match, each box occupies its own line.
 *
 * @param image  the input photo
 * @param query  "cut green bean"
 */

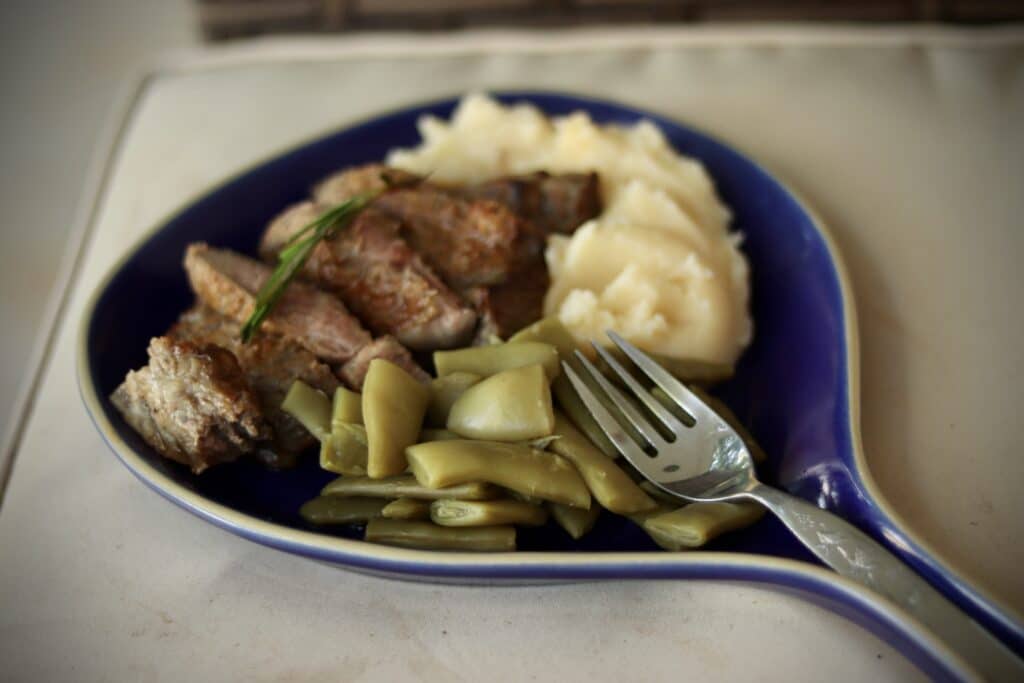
xmin=300 ymin=496 xmax=386 ymax=525
xmin=364 ymin=519 xmax=516 ymax=552
xmin=426 ymin=372 xmax=480 ymax=426
xmin=320 ymin=425 xmax=368 ymax=476
xmin=431 ymin=499 xmax=548 ymax=527
xmin=641 ymin=502 xmax=765 ymax=550
xmin=419 ymin=428 xmax=461 ymax=442
xmin=508 ymin=316 xmax=579 ymax=359
xmin=548 ymin=502 xmax=601 ymax=540
xmin=332 ymin=386 xmax=363 ymax=426
xmin=509 ymin=317 xmax=618 ymax=458
xmin=281 ymin=380 xmax=332 ymax=442
xmin=406 ymin=440 xmax=591 ymax=509
xmin=552 ymin=374 xmax=618 ymax=458
xmin=434 ymin=342 xmax=560 ymax=380
xmin=381 ymin=497 xmax=433 ymax=520
xmin=322 ymin=474 xmax=500 ymax=501
xmin=362 ymin=359 xmax=430 ymax=478
xmin=550 ymin=413 xmax=656 ymax=515
xmin=447 ymin=364 xmax=554 ymax=441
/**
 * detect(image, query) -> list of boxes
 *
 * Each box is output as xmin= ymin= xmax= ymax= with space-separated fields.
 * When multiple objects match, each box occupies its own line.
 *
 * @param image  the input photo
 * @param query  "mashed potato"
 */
xmin=388 ymin=94 xmax=751 ymax=364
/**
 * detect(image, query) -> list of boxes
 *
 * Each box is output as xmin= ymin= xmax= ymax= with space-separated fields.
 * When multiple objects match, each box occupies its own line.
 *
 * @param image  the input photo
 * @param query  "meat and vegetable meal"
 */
xmin=111 ymin=95 xmax=761 ymax=552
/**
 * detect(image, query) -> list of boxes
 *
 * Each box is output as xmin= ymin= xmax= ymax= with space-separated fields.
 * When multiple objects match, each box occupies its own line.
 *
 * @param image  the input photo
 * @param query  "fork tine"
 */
xmin=590 ymin=342 xmax=687 ymax=436
xmin=605 ymin=331 xmax=718 ymax=425
xmin=561 ymin=361 xmax=650 ymax=467
xmin=573 ymin=350 xmax=666 ymax=449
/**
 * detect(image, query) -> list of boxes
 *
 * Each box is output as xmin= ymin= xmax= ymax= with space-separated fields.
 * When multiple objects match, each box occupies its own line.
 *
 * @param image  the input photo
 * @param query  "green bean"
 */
xmin=381 ymin=497 xmax=433 ymax=520
xmin=322 ymin=474 xmax=500 ymax=501
xmin=281 ymin=380 xmax=332 ymax=442
xmin=364 ymin=519 xmax=516 ymax=552
xmin=447 ymin=364 xmax=554 ymax=441
xmin=406 ymin=440 xmax=591 ymax=508
xmin=434 ymin=342 xmax=560 ymax=380
xmin=362 ymin=359 xmax=430 ymax=478
xmin=548 ymin=502 xmax=601 ymax=540
xmin=549 ymin=413 xmax=657 ymax=515
xmin=431 ymin=499 xmax=548 ymax=527
xmin=332 ymin=386 xmax=363 ymax=426
xmin=300 ymin=496 xmax=386 ymax=525
xmin=426 ymin=372 xmax=480 ymax=426
xmin=508 ymin=317 xmax=618 ymax=458
xmin=508 ymin=316 xmax=579 ymax=358
xmin=606 ymin=347 xmax=733 ymax=384
xmin=641 ymin=502 xmax=765 ymax=550
xmin=419 ymin=428 xmax=461 ymax=442
xmin=320 ymin=425 xmax=368 ymax=476
xmin=552 ymin=375 xmax=618 ymax=459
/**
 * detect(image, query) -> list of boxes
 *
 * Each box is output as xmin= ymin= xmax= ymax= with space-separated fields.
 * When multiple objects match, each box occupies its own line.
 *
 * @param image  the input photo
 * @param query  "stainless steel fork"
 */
xmin=563 ymin=331 xmax=1021 ymax=681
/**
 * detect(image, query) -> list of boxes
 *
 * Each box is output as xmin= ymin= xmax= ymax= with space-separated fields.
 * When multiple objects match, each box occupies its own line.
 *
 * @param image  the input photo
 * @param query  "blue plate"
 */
xmin=78 ymin=92 xmax=1019 ymax=677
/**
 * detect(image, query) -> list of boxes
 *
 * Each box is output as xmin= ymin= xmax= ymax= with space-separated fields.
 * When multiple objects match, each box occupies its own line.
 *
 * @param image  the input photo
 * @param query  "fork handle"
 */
xmin=744 ymin=483 xmax=1022 ymax=681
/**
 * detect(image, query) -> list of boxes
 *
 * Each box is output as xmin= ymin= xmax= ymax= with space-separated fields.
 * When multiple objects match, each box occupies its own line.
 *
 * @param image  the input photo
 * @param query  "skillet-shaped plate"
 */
xmin=79 ymin=92 xmax=1017 ymax=678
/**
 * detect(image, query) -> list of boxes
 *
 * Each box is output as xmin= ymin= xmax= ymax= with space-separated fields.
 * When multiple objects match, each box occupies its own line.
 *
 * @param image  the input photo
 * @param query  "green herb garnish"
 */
xmin=240 ymin=192 xmax=378 ymax=342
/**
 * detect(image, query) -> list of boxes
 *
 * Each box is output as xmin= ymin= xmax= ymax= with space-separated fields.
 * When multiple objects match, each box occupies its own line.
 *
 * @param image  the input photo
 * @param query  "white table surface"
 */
xmin=2 ymin=26 xmax=1022 ymax=682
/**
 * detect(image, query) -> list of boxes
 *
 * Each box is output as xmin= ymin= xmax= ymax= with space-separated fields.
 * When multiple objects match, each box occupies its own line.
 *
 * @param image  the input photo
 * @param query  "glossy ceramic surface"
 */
xmin=78 ymin=92 xmax=1020 ymax=675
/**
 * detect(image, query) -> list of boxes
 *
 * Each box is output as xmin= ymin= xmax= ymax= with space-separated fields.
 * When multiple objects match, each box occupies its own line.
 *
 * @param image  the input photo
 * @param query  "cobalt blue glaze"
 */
xmin=81 ymin=92 xmax=1022 ymax=662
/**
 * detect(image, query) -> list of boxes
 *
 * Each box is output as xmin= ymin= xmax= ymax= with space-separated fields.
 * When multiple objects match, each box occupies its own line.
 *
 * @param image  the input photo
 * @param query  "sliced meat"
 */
xmin=373 ymin=188 xmax=541 ymax=289
xmin=184 ymin=243 xmax=371 ymax=364
xmin=314 ymin=163 xmax=419 ymax=204
xmin=260 ymin=201 xmax=476 ymax=351
xmin=463 ymin=259 xmax=550 ymax=343
xmin=110 ymin=336 xmax=270 ymax=474
xmin=455 ymin=171 xmax=601 ymax=236
xmin=315 ymin=164 xmax=543 ymax=289
xmin=338 ymin=335 xmax=430 ymax=390
xmin=170 ymin=305 xmax=339 ymax=468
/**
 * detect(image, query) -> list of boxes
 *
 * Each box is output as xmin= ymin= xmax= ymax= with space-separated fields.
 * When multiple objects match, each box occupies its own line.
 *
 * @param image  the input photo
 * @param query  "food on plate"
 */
xmin=445 ymin=364 xmax=554 ymax=441
xmin=433 ymin=341 xmax=560 ymax=380
xmin=637 ymin=502 xmax=765 ymax=552
xmin=430 ymin=499 xmax=548 ymax=528
xmin=111 ymin=93 xmax=764 ymax=552
xmin=389 ymin=93 xmax=751 ymax=365
xmin=381 ymin=498 xmax=433 ymax=520
xmin=110 ymin=336 xmax=270 ymax=473
xmin=300 ymin=496 xmax=387 ymax=525
xmin=322 ymin=473 xmax=500 ymax=501
xmin=362 ymin=359 xmax=431 ymax=478
xmin=184 ymin=243 xmax=371 ymax=363
xmin=406 ymin=439 xmax=591 ymax=509
xmin=363 ymin=518 xmax=516 ymax=552
xmin=261 ymin=201 xmax=477 ymax=351
xmin=548 ymin=501 xmax=602 ymax=540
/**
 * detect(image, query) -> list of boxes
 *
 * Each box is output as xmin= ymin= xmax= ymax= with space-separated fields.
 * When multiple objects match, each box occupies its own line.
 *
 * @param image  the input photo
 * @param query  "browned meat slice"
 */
xmin=183 ymin=243 xmax=370 ymax=364
xmin=455 ymin=171 xmax=601 ymax=236
xmin=170 ymin=305 xmax=339 ymax=468
xmin=313 ymin=163 xmax=419 ymax=203
xmin=372 ymin=188 xmax=541 ymax=289
xmin=338 ymin=335 xmax=430 ymax=390
xmin=110 ymin=336 xmax=270 ymax=474
xmin=260 ymin=201 xmax=476 ymax=350
xmin=314 ymin=164 xmax=542 ymax=289
xmin=463 ymin=259 xmax=551 ymax=343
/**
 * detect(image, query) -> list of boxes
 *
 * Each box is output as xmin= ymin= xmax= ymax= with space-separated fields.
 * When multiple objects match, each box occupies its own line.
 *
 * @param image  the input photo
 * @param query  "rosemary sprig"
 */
xmin=240 ymin=191 xmax=378 ymax=342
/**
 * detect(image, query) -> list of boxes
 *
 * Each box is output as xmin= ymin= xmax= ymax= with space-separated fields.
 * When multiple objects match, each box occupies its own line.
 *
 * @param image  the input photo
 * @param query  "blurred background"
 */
xmin=0 ymin=0 xmax=1021 ymax=446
